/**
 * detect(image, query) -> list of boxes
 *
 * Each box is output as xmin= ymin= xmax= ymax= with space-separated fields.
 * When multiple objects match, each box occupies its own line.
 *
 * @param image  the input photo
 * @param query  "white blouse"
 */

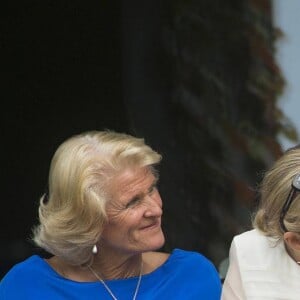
xmin=221 ymin=229 xmax=300 ymax=300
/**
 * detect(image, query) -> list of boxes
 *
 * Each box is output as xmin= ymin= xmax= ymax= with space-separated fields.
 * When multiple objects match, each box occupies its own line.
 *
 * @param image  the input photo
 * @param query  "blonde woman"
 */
xmin=1 ymin=130 xmax=221 ymax=300
xmin=222 ymin=146 xmax=300 ymax=299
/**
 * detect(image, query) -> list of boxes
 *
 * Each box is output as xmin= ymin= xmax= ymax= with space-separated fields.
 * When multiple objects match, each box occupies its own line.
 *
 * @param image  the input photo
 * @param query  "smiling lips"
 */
xmin=140 ymin=220 xmax=161 ymax=231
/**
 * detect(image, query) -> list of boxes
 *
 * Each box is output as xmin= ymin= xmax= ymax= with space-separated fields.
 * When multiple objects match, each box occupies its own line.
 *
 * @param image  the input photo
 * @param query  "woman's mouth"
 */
xmin=140 ymin=220 xmax=160 ymax=231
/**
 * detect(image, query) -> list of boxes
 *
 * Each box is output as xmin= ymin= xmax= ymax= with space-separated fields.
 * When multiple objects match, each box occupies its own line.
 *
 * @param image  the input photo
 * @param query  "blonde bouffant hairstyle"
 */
xmin=32 ymin=130 xmax=162 ymax=266
xmin=253 ymin=145 xmax=300 ymax=240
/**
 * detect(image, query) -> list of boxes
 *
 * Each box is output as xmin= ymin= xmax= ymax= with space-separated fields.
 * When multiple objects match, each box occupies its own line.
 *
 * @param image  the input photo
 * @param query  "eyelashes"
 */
xmin=125 ymin=185 xmax=158 ymax=209
xmin=125 ymin=196 xmax=141 ymax=208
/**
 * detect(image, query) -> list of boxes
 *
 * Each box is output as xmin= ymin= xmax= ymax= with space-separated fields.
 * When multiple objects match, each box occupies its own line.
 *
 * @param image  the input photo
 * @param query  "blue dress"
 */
xmin=0 ymin=248 xmax=221 ymax=299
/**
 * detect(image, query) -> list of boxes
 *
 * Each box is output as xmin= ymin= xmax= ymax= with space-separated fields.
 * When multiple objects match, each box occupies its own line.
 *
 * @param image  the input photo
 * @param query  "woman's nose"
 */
xmin=144 ymin=195 xmax=163 ymax=217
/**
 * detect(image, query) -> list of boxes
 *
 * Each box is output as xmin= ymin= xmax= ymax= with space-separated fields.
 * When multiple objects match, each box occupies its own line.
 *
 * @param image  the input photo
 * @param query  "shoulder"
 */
xmin=167 ymin=248 xmax=220 ymax=282
xmin=233 ymin=228 xmax=266 ymax=243
xmin=1 ymin=255 xmax=42 ymax=278
xmin=232 ymin=229 xmax=273 ymax=252
xmin=229 ymin=229 xmax=279 ymax=268
xmin=0 ymin=255 xmax=44 ymax=289
xmin=142 ymin=249 xmax=221 ymax=298
xmin=169 ymin=249 xmax=222 ymax=293
xmin=169 ymin=248 xmax=211 ymax=262
xmin=143 ymin=248 xmax=218 ymax=275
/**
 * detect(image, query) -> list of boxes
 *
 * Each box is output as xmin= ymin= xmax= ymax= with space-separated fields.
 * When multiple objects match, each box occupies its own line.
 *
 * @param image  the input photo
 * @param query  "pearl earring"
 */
xmin=92 ymin=245 xmax=98 ymax=254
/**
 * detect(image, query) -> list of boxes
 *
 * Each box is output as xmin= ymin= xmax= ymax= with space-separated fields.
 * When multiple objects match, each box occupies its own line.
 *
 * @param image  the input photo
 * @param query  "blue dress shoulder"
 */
xmin=0 ymin=248 xmax=221 ymax=299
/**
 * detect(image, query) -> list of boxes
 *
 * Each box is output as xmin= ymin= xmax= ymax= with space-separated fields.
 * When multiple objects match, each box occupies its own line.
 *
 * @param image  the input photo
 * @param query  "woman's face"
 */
xmin=100 ymin=167 xmax=165 ymax=255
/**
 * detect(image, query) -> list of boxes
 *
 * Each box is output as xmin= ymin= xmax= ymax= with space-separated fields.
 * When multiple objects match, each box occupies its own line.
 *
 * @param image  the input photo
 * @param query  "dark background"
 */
xmin=1 ymin=0 xmax=178 ymax=277
xmin=1 ymin=0 xmax=293 ymax=279
xmin=1 ymin=1 xmax=127 ymax=275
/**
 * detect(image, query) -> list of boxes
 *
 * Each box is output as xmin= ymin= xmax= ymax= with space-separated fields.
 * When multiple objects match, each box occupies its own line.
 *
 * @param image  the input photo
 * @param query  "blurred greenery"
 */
xmin=159 ymin=0 xmax=299 ymax=265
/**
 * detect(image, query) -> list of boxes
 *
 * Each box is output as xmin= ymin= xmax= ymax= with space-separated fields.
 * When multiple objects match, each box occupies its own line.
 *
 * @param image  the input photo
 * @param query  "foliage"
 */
xmin=161 ymin=0 xmax=299 ymax=264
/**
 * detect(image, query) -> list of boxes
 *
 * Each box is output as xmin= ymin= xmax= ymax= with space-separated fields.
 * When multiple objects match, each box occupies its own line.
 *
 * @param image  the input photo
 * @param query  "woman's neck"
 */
xmin=91 ymin=250 xmax=142 ymax=280
xmin=46 ymin=250 xmax=143 ymax=282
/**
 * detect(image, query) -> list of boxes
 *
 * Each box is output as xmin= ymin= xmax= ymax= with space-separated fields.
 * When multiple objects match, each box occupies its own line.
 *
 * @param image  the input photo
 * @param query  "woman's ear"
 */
xmin=283 ymin=232 xmax=300 ymax=251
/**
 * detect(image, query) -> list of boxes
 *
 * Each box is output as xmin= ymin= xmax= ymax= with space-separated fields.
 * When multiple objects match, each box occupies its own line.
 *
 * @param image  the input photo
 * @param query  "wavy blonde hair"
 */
xmin=32 ymin=130 xmax=162 ymax=265
xmin=253 ymin=146 xmax=300 ymax=240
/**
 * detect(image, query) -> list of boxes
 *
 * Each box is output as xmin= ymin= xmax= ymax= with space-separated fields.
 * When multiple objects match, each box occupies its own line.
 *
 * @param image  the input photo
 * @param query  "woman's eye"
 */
xmin=125 ymin=197 xmax=140 ymax=208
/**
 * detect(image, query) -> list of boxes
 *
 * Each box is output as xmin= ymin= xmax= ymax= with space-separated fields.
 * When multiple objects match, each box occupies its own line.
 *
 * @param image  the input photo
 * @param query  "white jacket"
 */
xmin=221 ymin=229 xmax=300 ymax=300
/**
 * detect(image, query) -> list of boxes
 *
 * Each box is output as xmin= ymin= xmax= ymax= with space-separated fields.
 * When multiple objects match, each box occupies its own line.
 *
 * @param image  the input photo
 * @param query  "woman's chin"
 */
xmin=147 ymin=233 xmax=165 ymax=251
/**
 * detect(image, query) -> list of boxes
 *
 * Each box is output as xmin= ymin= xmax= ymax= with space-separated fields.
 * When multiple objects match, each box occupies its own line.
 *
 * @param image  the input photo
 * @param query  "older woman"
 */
xmin=222 ymin=146 xmax=300 ymax=299
xmin=0 ymin=130 xmax=221 ymax=299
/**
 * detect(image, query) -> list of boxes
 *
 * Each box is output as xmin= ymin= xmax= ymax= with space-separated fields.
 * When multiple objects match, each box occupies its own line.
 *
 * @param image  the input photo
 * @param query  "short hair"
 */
xmin=32 ymin=130 xmax=162 ymax=265
xmin=253 ymin=145 xmax=300 ymax=239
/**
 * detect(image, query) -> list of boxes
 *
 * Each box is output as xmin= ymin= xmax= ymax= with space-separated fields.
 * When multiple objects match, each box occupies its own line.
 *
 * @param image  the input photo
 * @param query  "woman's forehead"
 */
xmin=110 ymin=167 xmax=155 ymax=199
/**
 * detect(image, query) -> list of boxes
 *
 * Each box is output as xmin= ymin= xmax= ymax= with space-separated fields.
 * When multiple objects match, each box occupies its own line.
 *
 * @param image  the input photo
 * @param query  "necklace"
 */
xmin=88 ymin=262 xmax=143 ymax=300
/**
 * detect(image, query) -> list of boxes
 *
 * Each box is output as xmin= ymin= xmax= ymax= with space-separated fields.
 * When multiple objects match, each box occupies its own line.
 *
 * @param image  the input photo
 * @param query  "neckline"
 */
xmin=34 ymin=249 xmax=181 ymax=284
